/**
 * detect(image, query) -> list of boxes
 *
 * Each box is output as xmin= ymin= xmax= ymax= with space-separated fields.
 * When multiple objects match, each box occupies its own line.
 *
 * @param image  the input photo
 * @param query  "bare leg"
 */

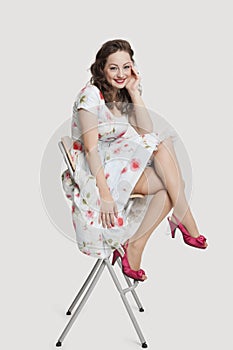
xmin=125 ymin=168 xmax=172 ymax=277
xmin=127 ymin=189 xmax=172 ymax=272
xmin=125 ymin=137 xmax=207 ymax=277
xmin=153 ymin=137 xmax=201 ymax=238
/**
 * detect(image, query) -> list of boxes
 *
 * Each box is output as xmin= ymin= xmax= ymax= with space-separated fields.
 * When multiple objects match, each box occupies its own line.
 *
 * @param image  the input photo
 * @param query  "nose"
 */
xmin=117 ymin=68 xmax=125 ymax=77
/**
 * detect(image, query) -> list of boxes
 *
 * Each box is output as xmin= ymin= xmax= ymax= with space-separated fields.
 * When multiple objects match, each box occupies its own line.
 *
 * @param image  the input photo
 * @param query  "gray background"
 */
xmin=1 ymin=0 xmax=232 ymax=349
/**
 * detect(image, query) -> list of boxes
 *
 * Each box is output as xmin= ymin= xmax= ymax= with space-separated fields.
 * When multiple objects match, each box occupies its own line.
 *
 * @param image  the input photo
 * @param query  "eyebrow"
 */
xmin=109 ymin=62 xmax=131 ymax=66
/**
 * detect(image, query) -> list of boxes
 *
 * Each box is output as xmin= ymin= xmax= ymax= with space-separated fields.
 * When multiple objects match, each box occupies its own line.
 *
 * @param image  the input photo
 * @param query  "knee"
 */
xmin=153 ymin=138 xmax=174 ymax=163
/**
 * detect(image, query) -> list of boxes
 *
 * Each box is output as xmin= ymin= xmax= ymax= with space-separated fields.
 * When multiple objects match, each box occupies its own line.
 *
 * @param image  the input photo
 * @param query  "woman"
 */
xmin=62 ymin=39 xmax=207 ymax=282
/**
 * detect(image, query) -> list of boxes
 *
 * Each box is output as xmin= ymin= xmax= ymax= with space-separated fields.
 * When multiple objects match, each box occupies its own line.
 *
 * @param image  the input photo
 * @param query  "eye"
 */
xmin=124 ymin=65 xmax=131 ymax=70
xmin=110 ymin=66 xmax=117 ymax=71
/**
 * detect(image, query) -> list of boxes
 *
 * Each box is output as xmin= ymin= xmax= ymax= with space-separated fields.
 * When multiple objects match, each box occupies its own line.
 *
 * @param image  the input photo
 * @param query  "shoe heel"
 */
xmin=112 ymin=250 xmax=120 ymax=266
xmin=167 ymin=217 xmax=177 ymax=238
xmin=168 ymin=214 xmax=208 ymax=249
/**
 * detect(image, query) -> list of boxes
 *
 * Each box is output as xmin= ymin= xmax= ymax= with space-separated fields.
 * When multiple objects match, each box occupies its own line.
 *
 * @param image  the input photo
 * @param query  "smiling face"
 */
xmin=103 ymin=51 xmax=133 ymax=91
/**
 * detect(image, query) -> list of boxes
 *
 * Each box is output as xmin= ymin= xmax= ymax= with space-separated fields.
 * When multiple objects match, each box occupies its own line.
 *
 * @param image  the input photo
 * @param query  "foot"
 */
xmin=124 ymin=241 xmax=147 ymax=281
xmin=170 ymin=214 xmax=200 ymax=238
xmin=171 ymin=213 xmax=208 ymax=248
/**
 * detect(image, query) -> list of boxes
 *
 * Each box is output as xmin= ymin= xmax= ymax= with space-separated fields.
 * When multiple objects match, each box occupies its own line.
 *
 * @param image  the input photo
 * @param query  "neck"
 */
xmin=112 ymin=88 xmax=119 ymax=102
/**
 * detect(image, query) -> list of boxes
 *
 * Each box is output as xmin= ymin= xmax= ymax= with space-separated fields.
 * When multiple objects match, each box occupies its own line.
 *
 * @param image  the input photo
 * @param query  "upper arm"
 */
xmin=128 ymin=111 xmax=140 ymax=134
xmin=75 ymin=85 xmax=102 ymax=114
xmin=78 ymin=109 xmax=98 ymax=152
xmin=128 ymin=108 xmax=153 ymax=134
xmin=75 ymin=85 xmax=102 ymax=152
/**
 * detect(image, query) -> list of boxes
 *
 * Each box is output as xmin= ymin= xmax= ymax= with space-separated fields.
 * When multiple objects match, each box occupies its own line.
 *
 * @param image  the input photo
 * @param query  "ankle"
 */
xmin=128 ymin=239 xmax=144 ymax=254
xmin=172 ymin=212 xmax=200 ymax=238
xmin=126 ymin=242 xmax=143 ymax=271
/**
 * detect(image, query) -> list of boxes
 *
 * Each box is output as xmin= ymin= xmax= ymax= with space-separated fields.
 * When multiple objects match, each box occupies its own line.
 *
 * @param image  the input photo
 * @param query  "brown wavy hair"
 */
xmin=90 ymin=39 xmax=139 ymax=114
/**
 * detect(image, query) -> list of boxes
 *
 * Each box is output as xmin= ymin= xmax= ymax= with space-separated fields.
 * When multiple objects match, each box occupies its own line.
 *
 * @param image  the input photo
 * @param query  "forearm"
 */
xmin=130 ymin=91 xmax=153 ymax=134
xmin=85 ymin=147 xmax=111 ymax=198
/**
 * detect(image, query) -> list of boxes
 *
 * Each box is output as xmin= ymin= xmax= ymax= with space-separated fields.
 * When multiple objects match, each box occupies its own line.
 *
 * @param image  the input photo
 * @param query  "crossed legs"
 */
xmin=128 ymin=137 xmax=203 ymax=274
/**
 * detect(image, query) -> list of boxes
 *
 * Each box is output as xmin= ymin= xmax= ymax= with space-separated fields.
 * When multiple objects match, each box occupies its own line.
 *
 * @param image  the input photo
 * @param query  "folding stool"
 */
xmin=56 ymin=137 xmax=148 ymax=348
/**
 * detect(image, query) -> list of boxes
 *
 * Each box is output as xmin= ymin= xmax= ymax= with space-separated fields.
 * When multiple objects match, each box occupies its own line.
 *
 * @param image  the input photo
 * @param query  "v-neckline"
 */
xmin=106 ymin=103 xmax=127 ymax=119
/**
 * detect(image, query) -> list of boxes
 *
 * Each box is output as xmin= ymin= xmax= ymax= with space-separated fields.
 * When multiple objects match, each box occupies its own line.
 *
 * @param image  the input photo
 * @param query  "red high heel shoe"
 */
xmin=167 ymin=214 xmax=207 ymax=249
xmin=112 ymin=241 xmax=147 ymax=282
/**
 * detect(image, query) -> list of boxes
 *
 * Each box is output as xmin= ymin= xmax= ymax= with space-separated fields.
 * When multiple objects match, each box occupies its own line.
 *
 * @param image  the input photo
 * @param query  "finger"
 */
xmin=101 ymin=212 xmax=106 ymax=228
xmin=105 ymin=213 xmax=112 ymax=228
xmin=131 ymin=65 xmax=139 ymax=77
xmin=109 ymin=212 xmax=115 ymax=226
xmin=114 ymin=204 xmax=118 ymax=218
xmin=131 ymin=65 xmax=136 ymax=73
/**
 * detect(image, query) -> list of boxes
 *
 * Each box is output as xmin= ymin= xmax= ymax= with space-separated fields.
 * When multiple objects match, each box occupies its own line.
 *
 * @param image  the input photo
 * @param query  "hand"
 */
xmin=125 ymin=65 xmax=141 ymax=96
xmin=98 ymin=194 xmax=118 ymax=228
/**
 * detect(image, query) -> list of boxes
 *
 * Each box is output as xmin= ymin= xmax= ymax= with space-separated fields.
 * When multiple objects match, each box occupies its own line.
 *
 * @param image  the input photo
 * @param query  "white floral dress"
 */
xmin=62 ymin=84 xmax=163 ymax=258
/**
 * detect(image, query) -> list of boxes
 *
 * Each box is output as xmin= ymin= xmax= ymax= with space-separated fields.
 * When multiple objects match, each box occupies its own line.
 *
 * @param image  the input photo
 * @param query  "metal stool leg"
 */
xmin=116 ymin=259 xmax=145 ymax=312
xmin=105 ymin=259 xmax=148 ymax=348
xmin=66 ymin=259 xmax=102 ymax=315
xmin=56 ymin=260 xmax=106 ymax=347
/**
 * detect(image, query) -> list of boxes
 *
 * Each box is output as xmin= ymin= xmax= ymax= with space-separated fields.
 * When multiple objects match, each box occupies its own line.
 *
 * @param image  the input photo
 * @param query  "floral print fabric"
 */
xmin=62 ymin=84 xmax=161 ymax=259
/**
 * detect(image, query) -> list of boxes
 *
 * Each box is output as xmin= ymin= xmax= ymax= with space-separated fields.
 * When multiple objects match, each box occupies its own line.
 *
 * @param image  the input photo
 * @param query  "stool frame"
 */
xmin=56 ymin=137 xmax=148 ymax=348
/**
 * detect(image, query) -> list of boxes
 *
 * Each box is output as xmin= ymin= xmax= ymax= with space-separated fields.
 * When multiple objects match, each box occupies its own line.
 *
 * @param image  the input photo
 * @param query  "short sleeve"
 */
xmin=74 ymin=84 xmax=104 ymax=112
